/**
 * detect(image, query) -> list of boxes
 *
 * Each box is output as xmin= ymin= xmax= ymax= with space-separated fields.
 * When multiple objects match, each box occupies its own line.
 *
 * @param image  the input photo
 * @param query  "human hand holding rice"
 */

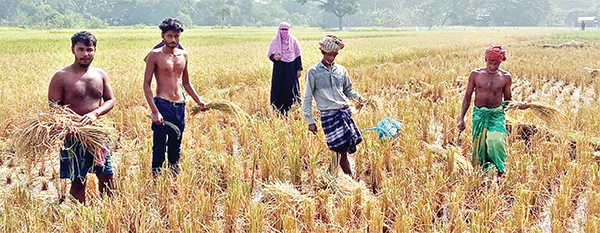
xmin=354 ymin=97 xmax=379 ymax=114
xmin=196 ymin=101 xmax=209 ymax=112
xmin=505 ymin=100 xmax=558 ymax=123
xmin=190 ymin=100 xmax=251 ymax=124
xmin=13 ymin=106 xmax=113 ymax=165
xmin=514 ymin=101 xmax=529 ymax=110
xmin=80 ymin=111 xmax=100 ymax=126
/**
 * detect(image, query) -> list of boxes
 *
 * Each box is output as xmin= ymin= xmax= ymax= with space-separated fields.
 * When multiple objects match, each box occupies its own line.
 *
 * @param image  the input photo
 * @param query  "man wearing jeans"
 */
xmin=143 ymin=18 xmax=208 ymax=175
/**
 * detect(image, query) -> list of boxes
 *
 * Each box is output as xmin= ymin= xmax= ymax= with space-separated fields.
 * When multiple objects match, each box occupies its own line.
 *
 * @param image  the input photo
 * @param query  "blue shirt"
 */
xmin=302 ymin=60 xmax=363 ymax=124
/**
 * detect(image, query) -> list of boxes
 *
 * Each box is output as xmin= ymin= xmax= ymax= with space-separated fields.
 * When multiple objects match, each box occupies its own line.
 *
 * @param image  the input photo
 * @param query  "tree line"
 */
xmin=0 ymin=0 xmax=598 ymax=29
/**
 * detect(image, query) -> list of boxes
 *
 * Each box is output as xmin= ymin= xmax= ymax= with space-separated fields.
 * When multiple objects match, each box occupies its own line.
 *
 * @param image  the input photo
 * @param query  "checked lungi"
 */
xmin=321 ymin=107 xmax=363 ymax=153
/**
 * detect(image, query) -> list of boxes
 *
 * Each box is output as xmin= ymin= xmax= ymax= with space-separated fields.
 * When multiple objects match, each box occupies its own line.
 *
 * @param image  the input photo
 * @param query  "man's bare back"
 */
xmin=144 ymin=47 xmax=187 ymax=102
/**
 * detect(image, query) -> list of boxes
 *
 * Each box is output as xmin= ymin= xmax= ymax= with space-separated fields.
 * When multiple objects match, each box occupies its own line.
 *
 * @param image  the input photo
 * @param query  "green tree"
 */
xmin=296 ymin=0 xmax=360 ymax=29
xmin=486 ymin=0 xmax=552 ymax=26
xmin=217 ymin=4 xmax=235 ymax=28
xmin=73 ymin=0 xmax=136 ymax=25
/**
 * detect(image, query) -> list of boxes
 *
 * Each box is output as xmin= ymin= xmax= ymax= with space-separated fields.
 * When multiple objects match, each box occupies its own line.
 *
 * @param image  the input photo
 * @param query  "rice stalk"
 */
xmin=190 ymin=100 xmax=252 ymax=123
xmin=11 ymin=105 xmax=114 ymax=165
xmin=261 ymin=180 xmax=305 ymax=231
xmin=261 ymin=180 xmax=304 ymax=204
xmin=506 ymin=101 xmax=560 ymax=124
xmin=425 ymin=143 xmax=472 ymax=175
xmin=354 ymin=97 xmax=380 ymax=114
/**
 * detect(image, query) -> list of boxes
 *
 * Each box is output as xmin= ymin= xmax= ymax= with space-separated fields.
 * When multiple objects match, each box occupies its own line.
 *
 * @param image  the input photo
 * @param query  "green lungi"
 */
xmin=472 ymin=105 xmax=507 ymax=173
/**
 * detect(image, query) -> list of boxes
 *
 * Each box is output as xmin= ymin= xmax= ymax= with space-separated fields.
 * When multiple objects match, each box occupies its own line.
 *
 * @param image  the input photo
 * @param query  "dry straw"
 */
xmin=426 ymin=143 xmax=472 ymax=174
xmin=354 ymin=97 xmax=380 ymax=114
xmin=11 ymin=105 xmax=113 ymax=165
xmin=506 ymin=101 xmax=559 ymax=124
xmin=261 ymin=180 xmax=305 ymax=204
xmin=190 ymin=100 xmax=252 ymax=122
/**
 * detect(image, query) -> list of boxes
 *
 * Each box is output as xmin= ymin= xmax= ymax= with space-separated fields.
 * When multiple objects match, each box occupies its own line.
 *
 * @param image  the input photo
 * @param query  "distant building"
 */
xmin=577 ymin=17 xmax=597 ymax=23
xmin=577 ymin=17 xmax=598 ymax=30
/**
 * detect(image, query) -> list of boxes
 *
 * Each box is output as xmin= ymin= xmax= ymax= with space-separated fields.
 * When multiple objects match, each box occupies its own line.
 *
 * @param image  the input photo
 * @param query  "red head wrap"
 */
xmin=485 ymin=44 xmax=506 ymax=62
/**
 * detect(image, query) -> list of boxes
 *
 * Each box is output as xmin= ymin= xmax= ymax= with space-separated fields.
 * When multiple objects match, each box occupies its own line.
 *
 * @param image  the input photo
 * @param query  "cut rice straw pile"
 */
xmin=190 ymin=100 xmax=252 ymax=123
xmin=11 ymin=105 xmax=114 ymax=165
xmin=506 ymin=101 xmax=560 ymax=124
xmin=261 ymin=180 xmax=305 ymax=204
xmin=425 ymin=143 xmax=472 ymax=175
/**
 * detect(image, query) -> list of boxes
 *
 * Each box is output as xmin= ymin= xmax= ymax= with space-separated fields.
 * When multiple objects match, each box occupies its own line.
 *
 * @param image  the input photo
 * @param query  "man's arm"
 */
xmin=181 ymin=52 xmax=207 ymax=110
xmin=302 ymin=69 xmax=317 ymax=133
xmin=81 ymin=70 xmax=116 ymax=125
xmin=502 ymin=73 xmax=513 ymax=103
xmin=458 ymin=71 xmax=476 ymax=131
xmin=143 ymin=51 xmax=163 ymax=124
xmin=48 ymin=71 xmax=65 ymax=107
xmin=502 ymin=72 xmax=528 ymax=109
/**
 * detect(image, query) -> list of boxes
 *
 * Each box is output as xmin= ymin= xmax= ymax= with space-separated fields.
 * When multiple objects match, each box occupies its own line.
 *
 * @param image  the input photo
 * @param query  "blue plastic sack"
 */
xmin=362 ymin=118 xmax=402 ymax=140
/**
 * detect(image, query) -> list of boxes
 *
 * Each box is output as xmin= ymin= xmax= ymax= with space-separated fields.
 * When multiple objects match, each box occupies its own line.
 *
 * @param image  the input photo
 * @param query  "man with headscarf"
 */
xmin=302 ymin=35 xmax=366 ymax=176
xmin=458 ymin=44 xmax=528 ymax=177
xmin=267 ymin=21 xmax=303 ymax=114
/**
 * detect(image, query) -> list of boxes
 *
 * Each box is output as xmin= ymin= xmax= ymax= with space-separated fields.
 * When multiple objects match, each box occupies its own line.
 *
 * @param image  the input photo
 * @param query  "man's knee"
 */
xmin=71 ymin=178 xmax=86 ymax=189
xmin=97 ymin=174 xmax=113 ymax=183
xmin=486 ymin=133 xmax=506 ymax=147
xmin=70 ymin=178 xmax=87 ymax=203
xmin=96 ymin=174 xmax=114 ymax=197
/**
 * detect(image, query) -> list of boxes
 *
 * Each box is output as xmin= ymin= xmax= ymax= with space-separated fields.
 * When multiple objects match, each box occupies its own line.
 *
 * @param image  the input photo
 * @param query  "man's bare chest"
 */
xmin=156 ymin=54 xmax=185 ymax=73
xmin=65 ymin=76 xmax=103 ymax=100
xmin=475 ymin=74 xmax=505 ymax=90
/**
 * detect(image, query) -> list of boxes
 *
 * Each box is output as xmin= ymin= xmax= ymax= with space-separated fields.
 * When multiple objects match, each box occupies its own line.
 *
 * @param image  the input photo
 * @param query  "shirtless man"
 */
xmin=48 ymin=31 xmax=116 ymax=203
xmin=143 ymin=18 xmax=208 ymax=175
xmin=458 ymin=44 xmax=527 ymax=176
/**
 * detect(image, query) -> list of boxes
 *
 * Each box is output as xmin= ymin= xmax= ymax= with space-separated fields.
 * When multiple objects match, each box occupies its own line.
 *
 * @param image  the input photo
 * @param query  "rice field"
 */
xmin=1 ymin=27 xmax=600 ymax=232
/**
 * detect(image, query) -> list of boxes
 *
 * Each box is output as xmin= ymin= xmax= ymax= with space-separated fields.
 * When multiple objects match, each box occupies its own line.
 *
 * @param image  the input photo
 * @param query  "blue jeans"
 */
xmin=152 ymin=97 xmax=186 ymax=174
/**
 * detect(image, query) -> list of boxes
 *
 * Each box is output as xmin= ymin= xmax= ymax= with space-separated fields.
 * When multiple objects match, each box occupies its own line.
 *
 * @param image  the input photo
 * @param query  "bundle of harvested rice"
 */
xmin=261 ymin=180 xmax=305 ymax=204
xmin=506 ymin=101 xmax=559 ymax=124
xmin=426 ymin=143 xmax=472 ymax=174
xmin=11 ymin=106 xmax=113 ymax=165
xmin=190 ymin=100 xmax=251 ymax=122
xmin=354 ymin=98 xmax=379 ymax=114
xmin=334 ymin=174 xmax=374 ymax=199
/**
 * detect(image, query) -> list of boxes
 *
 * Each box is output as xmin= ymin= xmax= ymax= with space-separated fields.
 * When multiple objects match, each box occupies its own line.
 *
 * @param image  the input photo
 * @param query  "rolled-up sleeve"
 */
xmin=302 ymin=69 xmax=316 ymax=124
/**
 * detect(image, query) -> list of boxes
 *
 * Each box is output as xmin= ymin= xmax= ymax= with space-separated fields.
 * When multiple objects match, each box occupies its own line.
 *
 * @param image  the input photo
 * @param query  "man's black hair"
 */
xmin=71 ymin=31 xmax=97 ymax=47
xmin=159 ymin=18 xmax=184 ymax=33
